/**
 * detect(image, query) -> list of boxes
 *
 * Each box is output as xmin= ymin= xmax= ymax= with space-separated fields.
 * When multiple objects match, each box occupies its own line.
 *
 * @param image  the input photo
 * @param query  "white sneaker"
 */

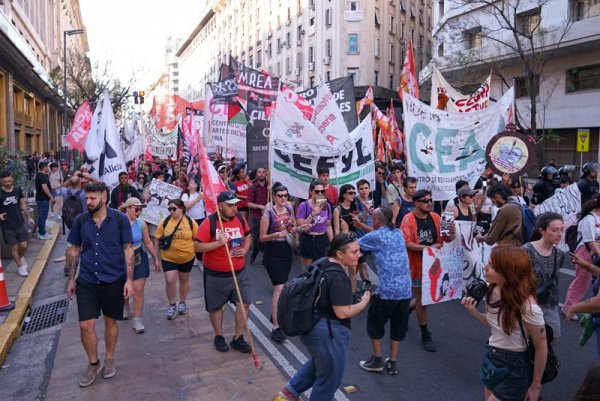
xmin=131 ymin=317 xmax=145 ymax=334
xmin=20 ymin=257 xmax=28 ymax=271
xmin=57 ymin=214 xmax=62 ymax=220
xmin=18 ymin=265 xmax=29 ymax=277
xmin=50 ymin=211 xmax=54 ymax=217
xmin=38 ymin=233 xmax=52 ymax=240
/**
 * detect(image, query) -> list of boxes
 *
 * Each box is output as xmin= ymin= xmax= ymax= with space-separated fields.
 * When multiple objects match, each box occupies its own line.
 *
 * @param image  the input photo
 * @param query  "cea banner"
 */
xmin=421 ymin=221 xmax=492 ymax=306
xmin=271 ymin=114 xmax=374 ymax=199
xmin=403 ymin=87 xmax=514 ymax=201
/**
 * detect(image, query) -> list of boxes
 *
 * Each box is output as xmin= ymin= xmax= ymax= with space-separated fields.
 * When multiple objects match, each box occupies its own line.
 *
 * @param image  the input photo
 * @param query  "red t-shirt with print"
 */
xmin=196 ymin=215 xmax=251 ymax=272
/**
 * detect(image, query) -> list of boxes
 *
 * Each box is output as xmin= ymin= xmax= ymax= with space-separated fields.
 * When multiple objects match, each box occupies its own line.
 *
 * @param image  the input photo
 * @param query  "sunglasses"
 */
xmin=345 ymin=191 xmax=356 ymax=195
xmin=275 ymin=193 xmax=289 ymax=198
xmin=313 ymin=189 xmax=325 ymax=194
xmin=130 ymin=207 xmax=142 ymax=212
xmin=138 ymin=176 xmax=145 ymax=179
xmin=416 ymin=198 xmax=433 ymax=203
xmin=168 ymin=207 xmax=179 ymax=212
xmin=376 ymin=172 xmax=385 ymax=175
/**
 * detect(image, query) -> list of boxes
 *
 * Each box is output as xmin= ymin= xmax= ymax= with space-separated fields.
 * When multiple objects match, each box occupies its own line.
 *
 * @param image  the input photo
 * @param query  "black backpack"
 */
xmin=565 ymin=224 xmax=581 ymax=253
xmin=277 ymin=257 xmax=343 ymax=337
xmin=62 ymin=189 xmax=84 ymax=230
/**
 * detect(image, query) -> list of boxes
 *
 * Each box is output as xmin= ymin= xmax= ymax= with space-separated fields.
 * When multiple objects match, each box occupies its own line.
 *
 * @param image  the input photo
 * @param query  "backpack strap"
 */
xmin=162 ymin=215 xmax=172 ymax=229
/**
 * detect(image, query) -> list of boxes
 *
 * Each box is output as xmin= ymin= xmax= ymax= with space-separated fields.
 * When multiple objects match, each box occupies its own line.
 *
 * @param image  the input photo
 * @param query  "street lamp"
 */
xmin=63 ymin=29 xmax=85 ymax=161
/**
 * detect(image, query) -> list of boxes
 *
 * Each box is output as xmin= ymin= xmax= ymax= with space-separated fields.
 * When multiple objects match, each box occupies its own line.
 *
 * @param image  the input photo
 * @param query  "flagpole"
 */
xmin=215 ymin=207 xmax=259 ymax=367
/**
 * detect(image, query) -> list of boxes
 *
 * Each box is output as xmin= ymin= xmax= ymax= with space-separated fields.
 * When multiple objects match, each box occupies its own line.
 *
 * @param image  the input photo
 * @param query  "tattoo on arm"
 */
xmin=539 ymin=327 xmax=546 ymax=333
xmin=66 ymin=249 xmax=80 ymax=280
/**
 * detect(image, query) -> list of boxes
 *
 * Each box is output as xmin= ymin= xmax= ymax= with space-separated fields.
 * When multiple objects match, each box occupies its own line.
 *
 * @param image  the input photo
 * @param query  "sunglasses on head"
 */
xmin=313 ymin=189 xmax=325 ymax=194
xmin=416 ymin=198 xmax=433 ymax=203
xmin=275 ymin=193 xmax=289 ymax=198
xmin=168 ymin=207 xmax=179 ymax=212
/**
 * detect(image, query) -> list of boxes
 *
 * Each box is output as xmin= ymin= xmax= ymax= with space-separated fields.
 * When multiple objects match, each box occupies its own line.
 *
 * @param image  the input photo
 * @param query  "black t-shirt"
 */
xmin=416 ymin=213 xmax=437 ymax=246
xmin=0 ymin=187 xmax=25 ymax=229
xmin=35 ymin=172 xmax=52 ymax=201
xmin=316 ymin=263 xmax=353 ymax=329
xmin=578 ymin=178 xmax=599 ymax=205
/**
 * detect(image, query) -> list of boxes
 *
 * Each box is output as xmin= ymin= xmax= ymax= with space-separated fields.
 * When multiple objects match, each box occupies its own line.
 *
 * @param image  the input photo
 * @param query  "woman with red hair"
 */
xmin=462 ymin=246 xmax=548 ymax=401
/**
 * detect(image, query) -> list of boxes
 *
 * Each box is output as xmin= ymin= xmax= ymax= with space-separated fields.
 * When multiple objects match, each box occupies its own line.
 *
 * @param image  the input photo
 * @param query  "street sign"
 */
xmin=577 ymin=129 xmax=590 ymax=152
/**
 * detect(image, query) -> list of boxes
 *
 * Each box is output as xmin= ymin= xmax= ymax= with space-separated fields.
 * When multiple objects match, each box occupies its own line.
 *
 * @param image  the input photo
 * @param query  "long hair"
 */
xmin=578 ymin=193 xmax=600 ymax=221
xmin=338 ymin=184 xmax=355 ymax=204
xmin=529 ymin=212 xmax=563 ymax=242
xmin=488 ymin=246 xmax=537 ymax=335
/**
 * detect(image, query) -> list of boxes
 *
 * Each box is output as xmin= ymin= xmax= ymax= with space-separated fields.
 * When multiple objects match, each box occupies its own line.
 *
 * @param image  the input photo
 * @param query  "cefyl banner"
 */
xmin=299 ymin=76 xmax=358 ymax=131
xmin=431 ymin=67 xmax=492 ymax=112
xmin=403 ymin=87 xmax=514 ymax=201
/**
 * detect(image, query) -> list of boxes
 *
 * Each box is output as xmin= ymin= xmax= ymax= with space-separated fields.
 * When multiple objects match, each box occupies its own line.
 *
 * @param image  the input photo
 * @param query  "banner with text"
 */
xmin=139 ymin=179 xmax=183 ymax=226
xmin=203 ymin=84 xmax=248 ymax=157
xmin=534 ymin=182 xmax=581 ymax=251
xmin=431 ymin=68 xmax=492 ymax=112
xmin=403 ymin=88 xmax=514 ymax=201
xmin=299 ymin=76 xmax=358 ymax=131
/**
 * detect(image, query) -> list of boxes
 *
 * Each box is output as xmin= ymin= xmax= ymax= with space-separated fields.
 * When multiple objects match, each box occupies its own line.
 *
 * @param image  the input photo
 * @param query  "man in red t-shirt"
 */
xmin=318 ymin=167 xmax=338 ymax=206
xmin=195 ymin=191 xmax=252 ymax=354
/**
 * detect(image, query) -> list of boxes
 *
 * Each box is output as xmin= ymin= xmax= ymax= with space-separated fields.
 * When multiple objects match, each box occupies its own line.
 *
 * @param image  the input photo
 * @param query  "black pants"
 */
xmin=251 ymin=217 xmax=263 ymax=260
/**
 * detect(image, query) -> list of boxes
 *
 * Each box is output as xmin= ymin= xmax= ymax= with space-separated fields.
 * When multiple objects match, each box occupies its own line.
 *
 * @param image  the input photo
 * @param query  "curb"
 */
xmin=0 ymin=224 xmax=59 ymax=364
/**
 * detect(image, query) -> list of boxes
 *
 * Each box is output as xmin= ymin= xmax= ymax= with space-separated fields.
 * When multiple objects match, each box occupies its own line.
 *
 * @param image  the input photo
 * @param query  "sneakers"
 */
xmin=421 ymin=335 xmax=437 ymax=352
xmin=166 ymin=304 xmax=177 ymax=320
xmin=102 ymin=359 xmax=116 ymax=379
xmin=271 ymin=327 xmax=287 ymax=343
xmin=230 ymin=335 xmax=251 ymax=353
xmin=37 ymin=233 xmax=52 ymax=240
xmin=57 ymin=214 xmax=62 ymax=220
xmin=385 ymin=358 xmax=398 ymax=375
xmin=131 ymin=317 xmax=145 ymax=334
xmin=123 ymin=301 xmax=130 ymax=320
xmin=359 ymin=355 xmax=385 ymax=372
xmin=273 ymin=388 xmax=299 ymax=401
xmin=580 ymin=313 xmax=594 ymax=347
xmin=177 ymin=301 xmax=188 ymax=315
xmin=78 ymin=362 xmax=101 ymax=387
xmin=17 ymin=264 xmax=29 ymax=277
xmin=214 ymin=335 xmax=229 ymax=352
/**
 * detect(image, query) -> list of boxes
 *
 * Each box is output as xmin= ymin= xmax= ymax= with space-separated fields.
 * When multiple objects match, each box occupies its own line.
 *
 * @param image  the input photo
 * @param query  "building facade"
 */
xmin=0 ymin=0 xmax=88 ymax=155
xmin=427 ymin=0 xmax=600 ymax=170
xmin=176 ymin=0 xmax=433 ymax=101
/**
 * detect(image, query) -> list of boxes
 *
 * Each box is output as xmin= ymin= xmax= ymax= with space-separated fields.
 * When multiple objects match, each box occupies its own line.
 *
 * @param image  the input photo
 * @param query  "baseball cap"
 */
xmin=217 ymin=191 xmax=241 ymax=204
xmin=458 ymin=188 xmax=478 ymax=198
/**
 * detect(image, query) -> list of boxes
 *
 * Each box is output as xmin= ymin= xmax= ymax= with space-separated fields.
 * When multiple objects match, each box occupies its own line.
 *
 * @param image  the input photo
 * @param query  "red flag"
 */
xmin=66 ymin=101 xmax=92 ymax=151
xmin=398 ymin=38 xmax=420 ymax=100
xmin=388 ymin=103 xmax=405 ymax=158
xmin=198 ymin=138 xmax=226 ymax=214
xmin=376 ymin=131 xmax=385 ymax=162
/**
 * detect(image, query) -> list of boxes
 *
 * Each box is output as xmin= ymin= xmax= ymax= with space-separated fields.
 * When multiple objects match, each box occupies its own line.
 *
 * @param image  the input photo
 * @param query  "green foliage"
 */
xmin=0 ymin=137 xmax=33 ymax=196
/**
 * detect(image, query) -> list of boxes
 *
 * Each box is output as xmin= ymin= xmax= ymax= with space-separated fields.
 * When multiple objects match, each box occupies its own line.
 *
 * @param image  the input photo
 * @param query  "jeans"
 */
xmin=37 ymin=200 xmax=50 ymax=236
xmin=286 ymin=318 xmax=351 ymax=401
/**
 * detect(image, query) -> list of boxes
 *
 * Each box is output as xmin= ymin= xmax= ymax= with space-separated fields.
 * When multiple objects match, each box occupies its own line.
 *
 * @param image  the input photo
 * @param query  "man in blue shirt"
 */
xmin=357 ymin=207 xmax=412 ymax=376
xmin=65 ymin=182 xmax=134 ymax=388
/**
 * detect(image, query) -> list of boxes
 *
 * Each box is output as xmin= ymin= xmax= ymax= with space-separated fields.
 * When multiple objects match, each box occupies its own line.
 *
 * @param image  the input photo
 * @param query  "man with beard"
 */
xmin=247 ymin=167 xmax=269 ymax=264
xmin=475 ymin=183 xmax=523 ymax=247
xmin=109 ymin=171 xmax=141 ymax=209
xmin=66 ymin=182 xmax=134 ymax=387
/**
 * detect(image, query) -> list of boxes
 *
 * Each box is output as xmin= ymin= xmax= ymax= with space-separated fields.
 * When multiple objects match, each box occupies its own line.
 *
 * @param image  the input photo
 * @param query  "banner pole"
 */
xmin=215 ymin=207 xmax=259 ymax=367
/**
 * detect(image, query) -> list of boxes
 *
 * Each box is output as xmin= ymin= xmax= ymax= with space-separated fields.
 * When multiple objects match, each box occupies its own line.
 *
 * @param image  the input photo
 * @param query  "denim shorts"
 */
xmin=486 ymin=346 xmax=532 ymax=401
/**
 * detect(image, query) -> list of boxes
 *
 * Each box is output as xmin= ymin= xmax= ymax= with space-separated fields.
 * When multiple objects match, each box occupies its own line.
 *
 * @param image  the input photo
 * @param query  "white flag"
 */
xmin=122 ymin=114 xmax=143 ymax=163
xmin=310 ymin=83 xmax=350 ymax=147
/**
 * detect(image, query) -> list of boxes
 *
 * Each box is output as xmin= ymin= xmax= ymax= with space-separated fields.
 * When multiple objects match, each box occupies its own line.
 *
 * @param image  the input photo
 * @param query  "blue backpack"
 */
xmin=520 ymin=205 xmax=536 ymax=243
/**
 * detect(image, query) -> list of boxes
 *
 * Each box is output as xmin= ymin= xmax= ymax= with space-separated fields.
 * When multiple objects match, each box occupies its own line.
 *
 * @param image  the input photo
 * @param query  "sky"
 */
xmin=79 ymin=0 xmax=203 ymax=89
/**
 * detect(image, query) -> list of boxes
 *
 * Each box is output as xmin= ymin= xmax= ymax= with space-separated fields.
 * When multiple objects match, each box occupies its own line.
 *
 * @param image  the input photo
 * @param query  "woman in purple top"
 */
xmin=260 ymin=185 xmax=311 ymax=343
xmin=296 ymin=179 xmax=334 ymax=268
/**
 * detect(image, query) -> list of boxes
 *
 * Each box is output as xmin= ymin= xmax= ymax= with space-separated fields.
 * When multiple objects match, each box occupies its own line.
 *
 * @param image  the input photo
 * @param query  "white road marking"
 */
xmin=560 ymin=268 xmax=575 ymax=277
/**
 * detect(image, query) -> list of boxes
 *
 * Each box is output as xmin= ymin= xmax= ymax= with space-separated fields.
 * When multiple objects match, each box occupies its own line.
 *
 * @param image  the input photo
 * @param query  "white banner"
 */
xmin=139 ymin=179 xmax=183 ymax=226
xmin=84 ymin=93 xmax=127 ymax=191
xmin=271 ymin=115 xmax=374 ymax=199
xmin=431 ymin=68 xmax=492 ymax=112
xmin=403 ymin=88 xmax=514 ymax=201
xmin=122 ymin=114 xmax=144 ymax=163
xmin=144 ymin=120 xmax=179 ymax=160
xmin=534 ymin=183 xmax=581 ymax=251
xmin=203 ymin=84 xmax=247 ymax=156
xmin=310 ymin=83 xmax=350 ymax=147
xmin=421 ymin=221 xmax=492 ymax=306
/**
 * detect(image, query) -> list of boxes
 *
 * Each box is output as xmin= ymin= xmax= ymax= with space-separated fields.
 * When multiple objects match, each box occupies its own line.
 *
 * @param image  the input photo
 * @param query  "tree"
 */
xmin=49 ymin=51 xmax=135 ymax=120
xmin=435 ymin=0 xmax=576 ymax=168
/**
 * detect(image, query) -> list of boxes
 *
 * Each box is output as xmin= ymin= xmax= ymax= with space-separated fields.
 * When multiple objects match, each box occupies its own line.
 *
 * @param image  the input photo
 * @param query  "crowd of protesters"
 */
xmin=10 ymin=151 xmax=599 ymax=400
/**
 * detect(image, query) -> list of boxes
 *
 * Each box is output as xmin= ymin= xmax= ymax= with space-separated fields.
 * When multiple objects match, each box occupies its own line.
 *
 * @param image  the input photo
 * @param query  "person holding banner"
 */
xmin=296 ymin=179 xmax=334 ymax=269
xmin=462 ymin=247 xmax=547 ymax=401
xmin=401 ymin=189 xmax=455 ymax=352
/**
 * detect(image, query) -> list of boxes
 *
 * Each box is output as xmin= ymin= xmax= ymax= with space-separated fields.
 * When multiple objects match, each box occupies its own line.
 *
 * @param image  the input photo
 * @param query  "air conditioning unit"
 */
xmin=294 ymin=69 xmax=300 ymax=76
xmin=323 ymin=57 xmax=330 ymax=65
xmin=308 ymin=62 xmax=315 ymax=71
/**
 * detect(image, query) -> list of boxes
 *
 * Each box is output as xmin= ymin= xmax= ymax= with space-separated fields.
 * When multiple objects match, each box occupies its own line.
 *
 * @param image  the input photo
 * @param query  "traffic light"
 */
xmin=133 ymin=91 xmax=139 ymax=104
xmin=138 ymin=91 xmax=145 ymax=104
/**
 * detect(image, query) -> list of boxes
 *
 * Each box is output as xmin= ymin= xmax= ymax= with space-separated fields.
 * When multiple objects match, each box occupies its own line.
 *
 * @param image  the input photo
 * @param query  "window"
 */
xmin=348 ymin=33 xmax=359 ymax=53
xmin=567 ymin=64 xmax=600 ymax=93
xmin=375 ymin=7 xmax=381 ymax=27
xmin=310 ymin=17 xmax=315 ymax=26
xmin=276 ymin=38 xmax=281 ymax=53
xmin=326 ymin=38 xmax=332 ymax=57
xmin=296 ymin=51 xmax=303 ymax=68
xmin=286 ymin=57 xmax=291 ymax=74
xmin=572 ymin=0 xmax=600 ymax=21
xmin=463 ymin=27 xmax=482 ymax=49
xmin=516 ymin=8 xmax=541 ymax=36
xmin=326 ymin=8 xmax=332 ymax=26
xmin=257 ymin=50 xmax=262 ymax=68
xmin=309 ymin=46 xmax=314 ymax=63
xmin=389 ymin=44 xmax=395 ymax=63
xmin=389 ymin=74 xmax=394 ymax=89
xmin=249 ymin=55 xmax=254 ymax=67
xmin=375 ymin=37 xmax=380 ymax=57
xmin=310 ymin=76 xmax=315 ymax=87
xmin=286 ymin=32 xmax=291 ymax=48
xmin=277 ymin=62 xmax=281 ymax=76
xmin=326 ymin=71 xmax=331 ymax=82
xmin=514 ymin=75 xmax=540 ymax=98
xmin=374 ymin=70 xmax=379 ymax=86
xmin=390 ymin=16 xmax=395 ymax=34
xmin=348 ymin=67 xmax=359 ymax=85
xmin=437 ymin=43 xmax=444 ymax=57
xmin=348 ymin=1 xmax=359 ymax=11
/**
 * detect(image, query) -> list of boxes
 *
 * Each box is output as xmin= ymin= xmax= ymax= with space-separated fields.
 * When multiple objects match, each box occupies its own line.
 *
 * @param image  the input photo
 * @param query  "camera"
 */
xmin=465 ymin=278 xmax=488 ymax=304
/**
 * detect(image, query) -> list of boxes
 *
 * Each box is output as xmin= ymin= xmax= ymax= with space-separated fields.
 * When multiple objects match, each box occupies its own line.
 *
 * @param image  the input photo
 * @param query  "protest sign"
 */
xmin=146 ymin=123 xmax=179 ymax=160
xmin=139 ymin=179 xmax=183 ymax=226
xmin=299 ymin=76 xmax=358 ymax=131
xmin=534 ymin=183 xmax=581 ymax=250
xmin=431 ymin=68 xmax=491 ymax=112
xmin=403 ymin=88 xmax=514 ymax=200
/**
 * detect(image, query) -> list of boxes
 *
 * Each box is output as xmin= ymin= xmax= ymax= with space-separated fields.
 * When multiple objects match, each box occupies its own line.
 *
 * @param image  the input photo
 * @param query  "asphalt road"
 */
xmin=244 ymin=250 xmax=597 ymax=401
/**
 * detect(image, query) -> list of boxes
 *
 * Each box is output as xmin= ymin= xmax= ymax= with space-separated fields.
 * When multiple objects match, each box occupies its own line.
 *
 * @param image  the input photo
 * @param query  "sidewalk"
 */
xmin=44 ymin=259 xmax=286 ymax=400
xmin=0 ymin=221 xmax=59 ymax=363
